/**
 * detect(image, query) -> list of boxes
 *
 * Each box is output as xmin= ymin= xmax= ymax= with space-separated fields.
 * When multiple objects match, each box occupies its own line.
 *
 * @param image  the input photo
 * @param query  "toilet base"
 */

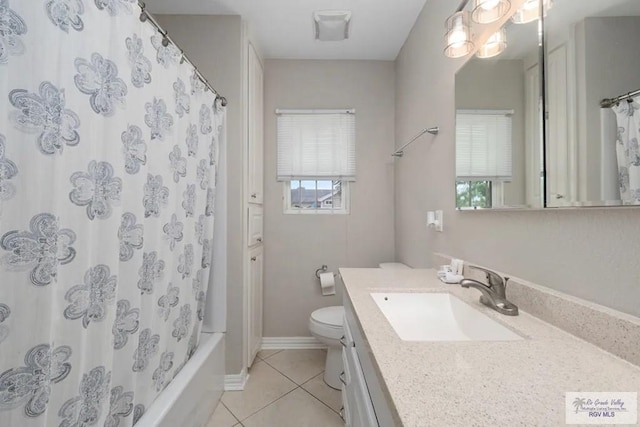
xmin=323 ymin=346 xmax=342 ymax=390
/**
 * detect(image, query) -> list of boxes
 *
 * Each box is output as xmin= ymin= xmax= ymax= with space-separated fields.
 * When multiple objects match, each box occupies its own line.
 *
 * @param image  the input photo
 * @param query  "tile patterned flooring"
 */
xmin=207 ymin=349 xmax=344 ymax=427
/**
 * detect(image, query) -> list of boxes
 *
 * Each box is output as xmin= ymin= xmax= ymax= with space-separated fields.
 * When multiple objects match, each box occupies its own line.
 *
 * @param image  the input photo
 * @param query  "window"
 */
xmin=456 ymin=180 xmax=492 ymax=208
xmin=284 ymin=180 xmax=349 ymax=214
xmin=456 ymin=109 xmax=512 ymax=208
xmin=277 ymin=110 xmax=355 ymax=214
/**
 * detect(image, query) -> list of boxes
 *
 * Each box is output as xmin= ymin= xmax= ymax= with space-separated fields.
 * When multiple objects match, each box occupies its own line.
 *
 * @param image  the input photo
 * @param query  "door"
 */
xmin=245 ymin=40 xmax=264 ymax=369
xmin=247 ymin=42 xmax=264 ymax=204
xmin=247 ymin=245 xmax=263 ymax=367
xmin=547 ymin=44 xmax=572 ymax=206
xmin=525 ymin=63 xmax=543 ymax=208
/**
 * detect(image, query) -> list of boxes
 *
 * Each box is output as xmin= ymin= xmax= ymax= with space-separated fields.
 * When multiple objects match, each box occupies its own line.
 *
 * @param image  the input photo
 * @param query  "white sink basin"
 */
xmin=370 ymin=292 xmax=522 ymax=342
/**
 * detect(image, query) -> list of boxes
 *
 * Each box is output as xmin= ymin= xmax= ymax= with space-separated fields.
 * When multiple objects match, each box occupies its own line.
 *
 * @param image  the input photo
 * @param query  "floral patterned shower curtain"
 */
xmin=0 ymin=1 xmax=224 ymax=426
xmin=614 ymin=97 xmax=640 ymax=204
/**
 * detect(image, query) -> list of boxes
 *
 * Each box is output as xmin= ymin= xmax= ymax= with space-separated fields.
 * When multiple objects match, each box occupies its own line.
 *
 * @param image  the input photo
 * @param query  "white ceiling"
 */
xmin=145 ymin=0 xmax=428 ymax=60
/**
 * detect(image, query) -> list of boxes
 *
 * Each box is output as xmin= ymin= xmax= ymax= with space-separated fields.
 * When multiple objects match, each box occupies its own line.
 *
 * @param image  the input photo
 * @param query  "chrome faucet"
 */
xmin=460 ymin=266 xmax=519 ymax=316
xmin=467 ymin=265 xmax=506 ymax=298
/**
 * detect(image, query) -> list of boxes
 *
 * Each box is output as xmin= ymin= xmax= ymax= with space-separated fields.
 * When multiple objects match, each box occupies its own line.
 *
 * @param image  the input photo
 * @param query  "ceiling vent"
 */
xmin=313 ymin=10 xmax=352 ymax=41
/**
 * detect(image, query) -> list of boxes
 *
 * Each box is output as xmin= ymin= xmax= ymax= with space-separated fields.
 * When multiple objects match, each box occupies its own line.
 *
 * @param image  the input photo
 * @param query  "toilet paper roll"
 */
xmin=319 ymin=272 xmax=336 ymax=296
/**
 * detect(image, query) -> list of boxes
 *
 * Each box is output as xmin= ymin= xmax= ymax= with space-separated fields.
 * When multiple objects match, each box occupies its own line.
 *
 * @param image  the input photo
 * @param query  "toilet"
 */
xmin=309 ymin=306 xmax=344 ymax=389
xmin=309 ymin=262 xmax=411 ymax=389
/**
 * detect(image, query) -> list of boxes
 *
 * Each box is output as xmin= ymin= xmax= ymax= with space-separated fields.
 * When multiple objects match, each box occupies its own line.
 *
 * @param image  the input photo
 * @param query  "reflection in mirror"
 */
xmin=545 ymin=0 xmax=640 ymax=206
xmin=455 ymin=16 xmax=543 ymax=209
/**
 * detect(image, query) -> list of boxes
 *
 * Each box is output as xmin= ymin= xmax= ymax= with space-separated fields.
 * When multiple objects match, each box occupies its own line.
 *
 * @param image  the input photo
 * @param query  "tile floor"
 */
xmin=207 ymin=349 xmax=344 ymax=427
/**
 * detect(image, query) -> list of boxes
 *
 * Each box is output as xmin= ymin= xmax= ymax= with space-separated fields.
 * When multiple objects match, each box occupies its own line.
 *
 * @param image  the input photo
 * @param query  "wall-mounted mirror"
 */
xmin=455 ymin=15 xmax=543 ymax=209
xmin=545 ymin=0 xmax=640 ymax=207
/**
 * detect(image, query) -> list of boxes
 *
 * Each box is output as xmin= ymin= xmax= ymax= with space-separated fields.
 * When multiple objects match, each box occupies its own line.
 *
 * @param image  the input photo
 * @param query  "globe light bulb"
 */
xmin=444 ymin=11 xmax=474 ymax=58
xmin=476 ymin=28 xmax=507 ymax=58
xmin=472 ymin=0 xmax=511 ymax=25
xmin=512 ymin=0 xmax=552 ymax=24
xmin=480 ymin=0 xmax=500 ymax=10
xmin=448 ymin=28 xmax=467 ymax=47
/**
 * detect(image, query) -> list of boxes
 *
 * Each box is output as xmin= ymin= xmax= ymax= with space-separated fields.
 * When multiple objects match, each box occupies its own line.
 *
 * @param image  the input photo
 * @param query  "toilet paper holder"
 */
xmin=315 ymin=265 xmax=337 ymax=279
xmin=315 ymin=265 xmax=329 ymax=278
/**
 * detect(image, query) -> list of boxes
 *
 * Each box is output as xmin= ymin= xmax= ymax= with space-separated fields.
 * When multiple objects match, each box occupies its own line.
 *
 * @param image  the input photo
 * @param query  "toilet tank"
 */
xmin=378 ymin=262 xmax=411 ymax=269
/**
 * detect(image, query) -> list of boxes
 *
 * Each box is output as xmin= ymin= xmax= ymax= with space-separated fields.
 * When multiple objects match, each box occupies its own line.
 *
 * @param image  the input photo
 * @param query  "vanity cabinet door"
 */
xmin=247 ymin=245 xmax=263 ymax=367
xmin=344 ymin=298 xmax=397 ymax=426
xmin=341 ymin=349 xmax=353 ymax=426
xmin=343 ymin=319 xmax=378 ymax=427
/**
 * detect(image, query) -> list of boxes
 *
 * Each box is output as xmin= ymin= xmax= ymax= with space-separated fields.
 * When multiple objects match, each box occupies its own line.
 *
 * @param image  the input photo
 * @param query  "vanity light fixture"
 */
xmin=471 ymin=0 xmax=511 ymax=24
xmin=511 ymin=0 xmax=552 ymax=24
xmin=444 ymin=11 xmax=474 ymax=58
xmin=476 ymin=28 xmax=507 ymax=58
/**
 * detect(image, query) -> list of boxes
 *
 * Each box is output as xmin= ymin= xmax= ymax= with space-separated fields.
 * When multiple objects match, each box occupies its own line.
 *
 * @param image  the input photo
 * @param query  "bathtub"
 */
xmin=137 ymin=332 xmax=226 ymax=427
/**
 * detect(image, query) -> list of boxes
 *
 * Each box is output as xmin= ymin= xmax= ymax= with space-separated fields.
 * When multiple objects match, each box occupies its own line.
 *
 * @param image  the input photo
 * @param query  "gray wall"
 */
xmin=455 ymin=59 xmax=526 ymax=206
xmin=263 ymin=60 xmax=396 ymax=337
xmin=155 ymin=15 xmax=246 ymax=373
xmin=395 ymin=0 xmax=640 ymax=317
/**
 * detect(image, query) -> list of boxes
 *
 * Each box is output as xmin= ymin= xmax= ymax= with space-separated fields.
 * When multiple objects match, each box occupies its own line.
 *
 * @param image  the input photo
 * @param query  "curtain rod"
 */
xmin=391 ymin=127 xmax=439 ymax=158
xmin=137 ymin=1 xmax=227 ymax=107
xmin=601 ymin=88 xmax=640 ymax=108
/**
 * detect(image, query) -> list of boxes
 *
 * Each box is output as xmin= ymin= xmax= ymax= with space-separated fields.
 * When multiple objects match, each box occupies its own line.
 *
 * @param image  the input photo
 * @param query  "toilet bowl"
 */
xmin=309 ymin=262 xmax=410 ymax=390
xmin=309 ymin=306 xmax=344 ymax=389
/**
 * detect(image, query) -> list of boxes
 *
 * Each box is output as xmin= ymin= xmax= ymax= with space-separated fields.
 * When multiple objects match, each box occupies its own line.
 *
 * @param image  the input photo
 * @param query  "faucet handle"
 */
xmin=468 ymin=265 xmax=504 ymax=287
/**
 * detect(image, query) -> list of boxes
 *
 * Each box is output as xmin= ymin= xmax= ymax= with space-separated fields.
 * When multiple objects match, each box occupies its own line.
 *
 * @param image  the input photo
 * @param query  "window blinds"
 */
xmin=276 ymin=111 xmax=356 ymax=181
xmin=456 ymin=110 xmax=513 ymax=181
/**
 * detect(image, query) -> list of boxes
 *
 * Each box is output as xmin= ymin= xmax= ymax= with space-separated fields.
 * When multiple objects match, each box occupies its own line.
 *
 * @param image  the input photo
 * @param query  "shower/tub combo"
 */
xmin=0 ymin=2 xmax=226 ymax=426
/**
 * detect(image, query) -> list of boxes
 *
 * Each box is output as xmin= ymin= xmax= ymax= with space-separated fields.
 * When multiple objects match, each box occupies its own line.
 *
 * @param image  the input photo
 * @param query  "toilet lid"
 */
xmin=311 ymin=306 xmax=344 ymax=327
xmin=379 ymin=262 xmax=411 ymax=270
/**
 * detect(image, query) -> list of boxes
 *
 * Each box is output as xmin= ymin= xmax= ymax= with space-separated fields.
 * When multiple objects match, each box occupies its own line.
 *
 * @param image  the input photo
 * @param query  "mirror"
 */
xmin=545 ymin=0 xmax=640 ymax=207
xmin=455 ymin=16 xmax=543 ymax=209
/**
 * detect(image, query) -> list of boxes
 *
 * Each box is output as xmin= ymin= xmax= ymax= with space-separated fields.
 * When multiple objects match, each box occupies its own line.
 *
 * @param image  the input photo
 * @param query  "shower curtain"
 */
xmin=0 ymin=2 xmax=224 ymax=426
xmin=613 ymin=96 xmax=640 ymax=204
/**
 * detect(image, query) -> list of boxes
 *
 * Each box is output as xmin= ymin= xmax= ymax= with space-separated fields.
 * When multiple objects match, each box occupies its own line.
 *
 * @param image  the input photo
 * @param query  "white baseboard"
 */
xmin=261 ymin=337 xmax=327 ymax=350
xmin=224 ymin=338 xmax=325 ymax=391
xmin=224 ymin=369 xmax=249 ymax=391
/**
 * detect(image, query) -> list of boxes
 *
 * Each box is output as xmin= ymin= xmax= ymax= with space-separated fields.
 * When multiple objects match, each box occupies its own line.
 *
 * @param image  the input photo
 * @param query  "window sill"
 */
xmin=284 ymin=209 xmax=349 ymax=215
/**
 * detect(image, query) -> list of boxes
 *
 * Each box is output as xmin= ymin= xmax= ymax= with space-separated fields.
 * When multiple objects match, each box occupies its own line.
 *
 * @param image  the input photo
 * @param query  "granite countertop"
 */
xmin=339 ymin=268 xmax=640 ymax=427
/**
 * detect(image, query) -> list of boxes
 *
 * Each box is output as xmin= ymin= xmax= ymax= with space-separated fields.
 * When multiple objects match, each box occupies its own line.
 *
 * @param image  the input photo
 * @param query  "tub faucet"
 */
xmin=460 ymin=266 xmax=519 ymax=316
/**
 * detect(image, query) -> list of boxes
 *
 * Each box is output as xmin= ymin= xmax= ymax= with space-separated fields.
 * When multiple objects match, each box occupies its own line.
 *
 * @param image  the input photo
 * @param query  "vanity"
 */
xmin=337 ymin=1 xmax=640 ymax=424
xmin=339 ymin=267 xmax=640 ymax=427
